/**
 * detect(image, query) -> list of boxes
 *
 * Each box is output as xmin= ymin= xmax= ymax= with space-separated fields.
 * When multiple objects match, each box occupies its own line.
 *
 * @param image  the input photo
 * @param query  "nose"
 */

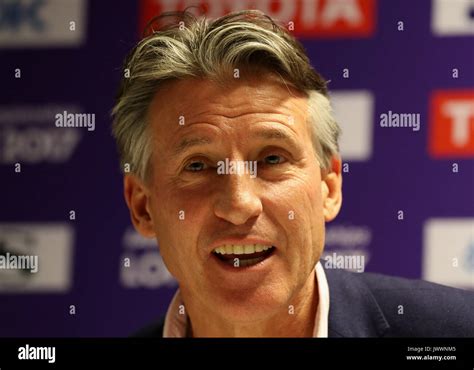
xmin=213 ymin=172 xmax=263 ymax=225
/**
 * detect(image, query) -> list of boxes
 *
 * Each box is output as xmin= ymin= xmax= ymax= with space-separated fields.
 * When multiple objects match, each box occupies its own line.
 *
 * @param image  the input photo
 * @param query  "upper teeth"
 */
xmin=213 ymin=244 xmax=272 ymax=255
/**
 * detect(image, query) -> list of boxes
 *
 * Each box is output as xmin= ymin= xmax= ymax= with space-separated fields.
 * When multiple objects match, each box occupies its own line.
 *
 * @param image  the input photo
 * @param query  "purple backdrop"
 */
xmin=0 ymin=0 xmax=473 ymax=337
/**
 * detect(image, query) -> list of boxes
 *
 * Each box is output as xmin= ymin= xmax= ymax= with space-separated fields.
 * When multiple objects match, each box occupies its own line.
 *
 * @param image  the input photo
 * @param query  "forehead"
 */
xmin=147 ymin=74 xmax=310 ymax=146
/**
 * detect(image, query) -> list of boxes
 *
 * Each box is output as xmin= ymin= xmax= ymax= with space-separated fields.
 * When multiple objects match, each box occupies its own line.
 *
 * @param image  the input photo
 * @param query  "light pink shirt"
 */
xmin=163 ymin=262 xmax=330 ymax=337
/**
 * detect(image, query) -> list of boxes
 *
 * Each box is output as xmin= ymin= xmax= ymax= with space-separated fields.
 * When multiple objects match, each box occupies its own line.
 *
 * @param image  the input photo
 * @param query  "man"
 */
xmin=112 ymin=10 xmax=474 ymax=337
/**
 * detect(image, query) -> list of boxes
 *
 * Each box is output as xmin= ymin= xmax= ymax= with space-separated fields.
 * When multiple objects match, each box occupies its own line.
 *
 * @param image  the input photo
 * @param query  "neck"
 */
xmin=183 ymin=270 xmax=318 ymax=337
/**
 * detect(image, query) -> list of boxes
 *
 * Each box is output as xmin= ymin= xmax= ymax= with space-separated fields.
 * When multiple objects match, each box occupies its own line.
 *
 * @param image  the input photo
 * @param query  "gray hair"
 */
xmin=112 ymin=9 xmax=341 ymax=180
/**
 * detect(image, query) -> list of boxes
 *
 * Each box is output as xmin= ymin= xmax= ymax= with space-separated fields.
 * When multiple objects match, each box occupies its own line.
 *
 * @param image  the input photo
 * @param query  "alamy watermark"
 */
xmin=18 ymin=344 xmax=55 ymax=364
xmin=324 ymin=252 xmax=365 ymax=273
xmin=217 ymin=158 xmax=257 ymax=178
xmin=55 ymin=110 xmax=95 ymax=131
xmin=380 ymin=110 xmax=420 ymax=131
xmin=0 ymin=252 xmax=38 ymax=273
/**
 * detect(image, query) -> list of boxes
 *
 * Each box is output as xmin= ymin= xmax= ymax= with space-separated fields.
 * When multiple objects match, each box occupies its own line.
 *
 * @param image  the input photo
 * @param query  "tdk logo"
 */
xmin=0 ymin=0 xmax=86 ymax=47
xmin=0 ymin=0 xmax=45 ymax=32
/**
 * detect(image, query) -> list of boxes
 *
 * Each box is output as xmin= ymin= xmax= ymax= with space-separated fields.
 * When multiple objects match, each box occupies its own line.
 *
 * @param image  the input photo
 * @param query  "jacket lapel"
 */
xmin=324 ymin=267 xmax=390 ymax=337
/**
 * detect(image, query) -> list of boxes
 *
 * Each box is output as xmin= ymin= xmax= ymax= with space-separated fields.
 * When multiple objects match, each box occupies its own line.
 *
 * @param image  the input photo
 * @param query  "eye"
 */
xmin=184 ymin=160 xmax=208 ymax=172
xmin=264 ymin=154 xmax=286 ymax=165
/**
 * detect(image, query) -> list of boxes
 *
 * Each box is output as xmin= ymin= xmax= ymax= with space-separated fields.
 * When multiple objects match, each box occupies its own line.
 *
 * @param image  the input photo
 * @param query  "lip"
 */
xmin=208 ymin=237 xmax=276 ymax=254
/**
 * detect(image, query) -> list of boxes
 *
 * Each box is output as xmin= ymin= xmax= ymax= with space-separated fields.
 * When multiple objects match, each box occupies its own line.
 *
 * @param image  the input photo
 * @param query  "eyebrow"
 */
xmin=173 ymin=136 xmax=213 ymax=156
xmin=254 ymin=127 xmax=293 ymax=141
xmin=172 ymin=127 xmax=297 ymax=156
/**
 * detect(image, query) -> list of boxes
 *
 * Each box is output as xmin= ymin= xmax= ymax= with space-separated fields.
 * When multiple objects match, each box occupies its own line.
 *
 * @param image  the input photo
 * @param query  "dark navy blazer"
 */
xmin=135 ymin=268 xmax=474 ymax=337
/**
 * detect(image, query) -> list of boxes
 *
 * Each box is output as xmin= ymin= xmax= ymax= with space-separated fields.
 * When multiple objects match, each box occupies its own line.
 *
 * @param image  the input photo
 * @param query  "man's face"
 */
xmin=126 ymin=73 xmax=342 ymax=322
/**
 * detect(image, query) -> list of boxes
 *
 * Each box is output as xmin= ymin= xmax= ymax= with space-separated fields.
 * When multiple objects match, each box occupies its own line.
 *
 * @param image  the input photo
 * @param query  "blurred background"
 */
xmin=0 ymin=0 xmax=472 ymax=337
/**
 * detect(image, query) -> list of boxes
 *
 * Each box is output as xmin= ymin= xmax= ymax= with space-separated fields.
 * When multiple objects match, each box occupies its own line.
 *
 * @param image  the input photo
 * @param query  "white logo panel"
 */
xmin=423 ymin=218 xmax=474 ymax=289
xmin=331 ymin=90 xmax=374 ymax=161
xmin=0 ymin=223 xmax=74 ymax=292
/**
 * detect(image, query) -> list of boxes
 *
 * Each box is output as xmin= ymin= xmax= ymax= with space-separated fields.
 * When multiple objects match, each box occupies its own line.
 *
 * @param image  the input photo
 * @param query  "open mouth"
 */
xmin=212 ymin=244 xmax=275 ymax=268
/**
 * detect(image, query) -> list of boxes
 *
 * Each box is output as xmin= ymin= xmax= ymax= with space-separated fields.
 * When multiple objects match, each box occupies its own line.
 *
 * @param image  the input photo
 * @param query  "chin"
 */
xmin=210 ymin=287 xmax=287 ymax=323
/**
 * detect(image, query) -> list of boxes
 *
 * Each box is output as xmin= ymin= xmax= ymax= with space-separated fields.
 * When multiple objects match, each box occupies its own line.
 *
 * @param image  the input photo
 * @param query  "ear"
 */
xmin=321 ymin=155 xmax=343 ymax=222
xmin=123 ymin=175 xmax=156 ymax=238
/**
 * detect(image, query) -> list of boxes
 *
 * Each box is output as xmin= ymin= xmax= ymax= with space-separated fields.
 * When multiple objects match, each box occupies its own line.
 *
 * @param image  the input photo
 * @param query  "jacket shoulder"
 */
xmin=354 ymin=271 xmax=474 ymax=336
